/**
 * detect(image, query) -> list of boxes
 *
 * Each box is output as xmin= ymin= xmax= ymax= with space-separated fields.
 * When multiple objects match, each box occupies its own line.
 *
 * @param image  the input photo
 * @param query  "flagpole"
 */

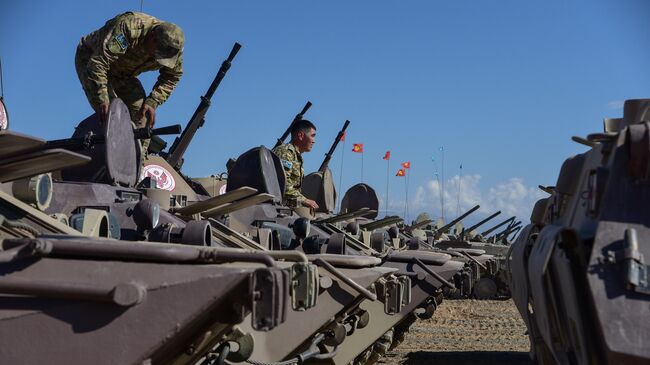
xmin=405 ymin=168 xmax=410 ymax=223
xmin=385 ymin=157 xmax=389 ymax=217
xmin=441 ymin=146 xmax=445 ymax=222
xmin=338 ymin=139 xmax=345 ymax=212
xmin=456 ymin=163 xmax=462 ymax=218
xmin=361 ymin=151 xmax=364 ymax=183
xmin=403 ymin=169 xmax=409 ymax=219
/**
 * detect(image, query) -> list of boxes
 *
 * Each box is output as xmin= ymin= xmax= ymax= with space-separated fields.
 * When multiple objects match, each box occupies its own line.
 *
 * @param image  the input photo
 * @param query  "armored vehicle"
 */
xmin=0 ymin=45 xmax=330 ymax=364
xmin=163 ymin=112 xmax=465 ymax=364
xmin=426 ymin=209 xmax=519 ymax=299
xmin=224 ymin=145 xmax=463 ymax=365
xmin=333 ymin=185 xmax=500 ymax=300
xmin=0 ymin=127 xmax=298 ymax=365
xmin=510 ymin=99 xmax=650 ymax=364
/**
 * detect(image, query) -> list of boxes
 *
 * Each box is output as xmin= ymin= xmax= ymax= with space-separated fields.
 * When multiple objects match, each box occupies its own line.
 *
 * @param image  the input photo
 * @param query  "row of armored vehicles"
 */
xmin=0 ymin=43 xmax=519 ymax=365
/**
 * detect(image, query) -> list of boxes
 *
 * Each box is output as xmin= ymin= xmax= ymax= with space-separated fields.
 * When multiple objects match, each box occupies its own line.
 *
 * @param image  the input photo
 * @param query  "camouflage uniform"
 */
xmin=74 ymin=11 xmax=183 ymax=136
xmin=273 ymin=143 xmax=306 ymax=208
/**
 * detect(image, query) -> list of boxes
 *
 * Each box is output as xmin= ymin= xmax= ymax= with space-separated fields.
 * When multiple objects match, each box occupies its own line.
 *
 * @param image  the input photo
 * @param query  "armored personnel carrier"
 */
xmin=510 ymin=99 xmax=650 ymax=364
xmin=422 ymin=207 xmax=519 ymax=299
xmin=332 ymin=184 xmax=502 ymax=300
xmin=0 ymin=129 xmax=299 ymax=365
xmin=156 ymin=101 xmax=464 ymax=364
xmin=0 ymin=46 xmax=333 ymax=364
xmin=224 ymin=146 xmax=465 ymax=365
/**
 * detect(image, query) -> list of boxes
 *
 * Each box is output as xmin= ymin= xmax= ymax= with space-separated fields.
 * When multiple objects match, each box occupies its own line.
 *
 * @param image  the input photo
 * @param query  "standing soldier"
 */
xmin=75 ymin=11 xmax=184 ymax=151
xmin=273 ymin=119 xmax=320 ymax=209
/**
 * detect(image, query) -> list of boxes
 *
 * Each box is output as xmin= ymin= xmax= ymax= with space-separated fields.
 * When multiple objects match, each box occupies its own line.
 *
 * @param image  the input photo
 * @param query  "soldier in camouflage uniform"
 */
xmin=75 ymin=12 xmax=184 ymax=151
xmin=272 ymin=120 xmax=320 ymax=209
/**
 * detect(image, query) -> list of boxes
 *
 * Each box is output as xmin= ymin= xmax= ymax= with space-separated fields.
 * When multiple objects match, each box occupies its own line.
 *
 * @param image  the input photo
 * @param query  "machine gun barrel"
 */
xmin=318 ymin=120 xmax=350 ymax=173
xmin=491 ymin=221 xmax=522 ymax=241
xmin=273 ymin=101 xmax=312 ymax=149
xmin=480 ymin=216 xmax=515 ymax=237
xmin=465 ymin=211 xmax=501 ymax=233
xmin=408 ymin=219 xmax=433 ymax=231
xmin=508 ymin=226 xmax=522 ymax=241
xmin=165 ymin=42 xmax=241 ymax=170
xmin=44 ymin=124 xmax=182 ymax=151
xmin=437 ymin=204 xmax=480 ymax=234
xmin=133 ymin=124 xmax=182 ymax=139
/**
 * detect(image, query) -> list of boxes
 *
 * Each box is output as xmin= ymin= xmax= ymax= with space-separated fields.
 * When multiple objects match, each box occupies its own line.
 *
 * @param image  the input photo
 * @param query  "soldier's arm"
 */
xmin=145 ymin=53 xmax=184 ymax=108
xmin=85 ymin=20 xmax=131 ymax=107
xmin=273 ymin=146 xmax=307 ymax=205
xmin=284 ymin=181 xmax=307 ymax=205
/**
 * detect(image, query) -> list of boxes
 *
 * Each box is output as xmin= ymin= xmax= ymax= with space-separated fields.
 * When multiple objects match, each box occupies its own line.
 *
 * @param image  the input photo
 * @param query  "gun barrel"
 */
xmin=409 ymin=219 xmax=433 ymax=231
xmin=166 ymin=43 xmax=241 ymax=170
xmin=273 ymin=101 xmax=312 ymax=149
xmin=465 ymin=211 xmax=501 ymax=233
xmin=508 ymin=226 xmax=522 ymax=241
xmin=318 ymin=120 xmax=350 ymax=173
xmin=133 ymin=124 xmax=182 ymax=139
xmin=44 ymin=134 xmax=99 ymax=151
xmin=480 ymin=216 xmax=515 ymax=237
xmin=491 ymin=221 xmax=522 ymax=241
xmin=438 ymin=204 xmax=480 ymax=234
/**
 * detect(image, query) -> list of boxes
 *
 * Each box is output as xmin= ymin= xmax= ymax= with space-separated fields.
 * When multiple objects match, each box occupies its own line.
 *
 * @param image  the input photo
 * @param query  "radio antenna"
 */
xmin=0 ymin=56 xmax=4 ymax=98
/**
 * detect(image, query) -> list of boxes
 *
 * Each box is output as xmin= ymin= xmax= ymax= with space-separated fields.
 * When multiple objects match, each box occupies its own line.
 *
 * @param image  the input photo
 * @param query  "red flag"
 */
xmin=352 ymin=143 xmax=364 ymax=153
xmin=383 ymin=151 xmax=391 ymax=160
xmin=340 ymin=131 xmax=346 ymax=142
xmin=401 ymin=161 xmax=410 ymax=169
xmin=396 ymin=169 xmax=405 ymax=177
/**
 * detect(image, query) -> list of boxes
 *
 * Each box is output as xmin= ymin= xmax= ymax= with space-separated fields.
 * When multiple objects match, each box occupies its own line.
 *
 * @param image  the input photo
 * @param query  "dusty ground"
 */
xmin=381 ymin=299 xmax=532 ymax=365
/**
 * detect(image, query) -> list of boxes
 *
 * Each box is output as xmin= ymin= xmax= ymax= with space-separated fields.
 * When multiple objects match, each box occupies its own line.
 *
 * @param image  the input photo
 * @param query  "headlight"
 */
xmin=132 ymin=199 xmax=160 ymax=231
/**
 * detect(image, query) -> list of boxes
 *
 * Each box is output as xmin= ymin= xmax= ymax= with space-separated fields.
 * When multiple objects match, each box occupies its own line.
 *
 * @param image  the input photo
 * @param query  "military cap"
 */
xmin=152 ymin=22 xmax=184 ymax=68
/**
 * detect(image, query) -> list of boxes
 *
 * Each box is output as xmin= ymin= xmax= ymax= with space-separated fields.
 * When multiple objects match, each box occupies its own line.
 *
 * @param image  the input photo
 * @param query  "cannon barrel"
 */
xmin=480 ymin=216 xmax=515 ymax=237
xmin=409 ymin=219 xmax=433 ymax=231
xmin=273 ymin=101 xmax=312 ymax=149
xmin=465 ymin=210 xmax=501 ymax=233
xmin=437 ymin=204 xmax=480 ymax=234
xmin=318 ymin=120 xmax=350 ymax=173
xmin=44 ymin=124 xmax=182 ymax=151
xmin=165 ymin=42 xmax=241 ymax=170
xmin=507 ymin=226 xmax=522 ymax=241
xmin=491 ymin=221 xmax=522 ymax=241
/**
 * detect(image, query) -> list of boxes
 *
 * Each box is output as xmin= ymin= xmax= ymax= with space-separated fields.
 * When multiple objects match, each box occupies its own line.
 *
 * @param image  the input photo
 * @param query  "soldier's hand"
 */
xmin=302 ymin=199 xmax=319 ymax=209
xmin=140 ymin=104 xmax=156 ymax=128
xmin=98 ymin=102 xmax=110 ymax=125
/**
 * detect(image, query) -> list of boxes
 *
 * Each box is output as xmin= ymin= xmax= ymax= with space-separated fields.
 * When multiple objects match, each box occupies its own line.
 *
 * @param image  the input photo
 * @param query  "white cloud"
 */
xmin=391 ymin=174 xmax=545 ymax=229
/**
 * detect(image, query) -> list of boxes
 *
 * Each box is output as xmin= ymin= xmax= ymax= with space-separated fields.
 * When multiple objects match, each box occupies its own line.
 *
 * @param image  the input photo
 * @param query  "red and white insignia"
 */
xmin=141 ymin=164 xmax=176 ymax=191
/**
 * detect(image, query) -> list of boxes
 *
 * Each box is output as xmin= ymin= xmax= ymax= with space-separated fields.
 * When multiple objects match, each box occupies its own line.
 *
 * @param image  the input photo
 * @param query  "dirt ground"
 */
xmin=381 ymin=299 xmax=532 ymax=365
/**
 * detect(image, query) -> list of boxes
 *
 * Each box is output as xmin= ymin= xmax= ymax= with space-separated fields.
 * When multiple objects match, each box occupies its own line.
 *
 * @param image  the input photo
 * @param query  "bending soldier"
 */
xmin=273 ymin=119 xmax=320 ymax=209
xmin=75 ymin=11 xmax=184 ymax=150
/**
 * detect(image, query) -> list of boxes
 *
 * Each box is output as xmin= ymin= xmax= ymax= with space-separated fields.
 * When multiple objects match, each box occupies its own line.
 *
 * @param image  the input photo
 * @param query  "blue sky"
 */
xmin=2 ymin=1 xmax=649 ymax=225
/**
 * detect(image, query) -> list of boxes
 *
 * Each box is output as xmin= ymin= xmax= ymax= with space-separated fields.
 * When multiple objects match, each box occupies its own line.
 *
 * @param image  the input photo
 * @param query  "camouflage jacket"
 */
xmin=272 ymin=143 xmax=306 ymax=207
xmin=79 ymin=12 xmax=183 ymax=108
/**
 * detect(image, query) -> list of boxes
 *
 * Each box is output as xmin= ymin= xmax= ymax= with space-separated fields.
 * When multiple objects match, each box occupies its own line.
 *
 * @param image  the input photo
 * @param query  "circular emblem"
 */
xmin=141 ymin=164 xmax=176 ymax=191
xmin=218 ymin=184 xmax=227 ymax=196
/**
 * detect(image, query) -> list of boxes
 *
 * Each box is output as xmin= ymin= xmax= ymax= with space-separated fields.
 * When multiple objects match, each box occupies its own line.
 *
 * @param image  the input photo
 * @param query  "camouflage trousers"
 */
xmin=75 ymin=43 xmax=150 ymax=152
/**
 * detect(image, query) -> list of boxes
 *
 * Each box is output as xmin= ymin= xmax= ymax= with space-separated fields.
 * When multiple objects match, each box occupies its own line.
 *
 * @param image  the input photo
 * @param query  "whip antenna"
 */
xmin=0 ymin=56 xmax=4 ymax=98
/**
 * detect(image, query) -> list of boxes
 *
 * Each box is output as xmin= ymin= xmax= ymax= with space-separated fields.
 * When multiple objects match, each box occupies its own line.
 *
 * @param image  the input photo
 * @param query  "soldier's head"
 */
xmin=147 ymin=22 xmax=184 ymax=68
xmin=290 ymin=119 xmax=317 ymax=153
